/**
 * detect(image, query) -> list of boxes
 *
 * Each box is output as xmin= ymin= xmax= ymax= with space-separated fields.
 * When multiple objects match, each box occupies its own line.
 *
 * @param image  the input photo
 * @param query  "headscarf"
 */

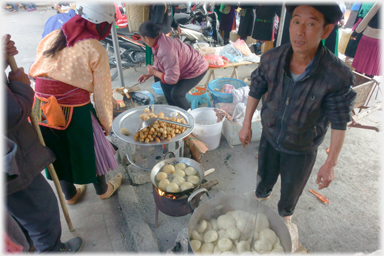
xmin=61 ymin=14 xmax=112 ymax=47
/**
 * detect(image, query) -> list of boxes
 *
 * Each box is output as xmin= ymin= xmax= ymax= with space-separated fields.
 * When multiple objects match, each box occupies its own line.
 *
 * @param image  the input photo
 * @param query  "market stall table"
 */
xmin=203 ymin=60 xmax=259 ymax=88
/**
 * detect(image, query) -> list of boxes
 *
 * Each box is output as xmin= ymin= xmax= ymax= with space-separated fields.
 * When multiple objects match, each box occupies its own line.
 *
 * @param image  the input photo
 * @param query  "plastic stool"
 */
xmin=186 ymin=91 xmax=211 ymax=110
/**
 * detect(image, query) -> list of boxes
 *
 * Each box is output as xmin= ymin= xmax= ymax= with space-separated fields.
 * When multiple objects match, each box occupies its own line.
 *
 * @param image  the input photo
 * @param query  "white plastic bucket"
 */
xmin=190 ymin=107 xmax=225 ymax=151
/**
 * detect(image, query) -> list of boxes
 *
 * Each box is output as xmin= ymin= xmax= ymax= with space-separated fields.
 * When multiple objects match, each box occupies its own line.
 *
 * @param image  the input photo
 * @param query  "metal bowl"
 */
xmin=112 ymin=105 xmax=195 ymax=146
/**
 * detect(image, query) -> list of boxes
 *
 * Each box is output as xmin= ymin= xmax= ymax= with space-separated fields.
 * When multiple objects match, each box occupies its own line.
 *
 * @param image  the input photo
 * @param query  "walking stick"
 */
xmin=7 ymin=55 xmax=75 ymax=232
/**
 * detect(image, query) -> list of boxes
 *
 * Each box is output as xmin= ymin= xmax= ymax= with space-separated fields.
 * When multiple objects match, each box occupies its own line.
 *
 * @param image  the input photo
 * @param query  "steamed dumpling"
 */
xmin=173 ymin=169 xmax=186 ymax=178
xmin=259 ymin=228 xmax=277 ymax=245
xmin=158 ymin=179 xmax=170 ymax=191
xmin=236 ymin=241 xmax=251 ymax=254
xmin=175 ymin=162 xmax=186 ymax=170
xmin=201 ymin=242 xmax=214 ymax=254
xmin=191 ymin=230 xmax=203 ymax=242
xmin=166 ymin=182 xmax=179 ymax=193
xmin=185 ymin=166 xmax=197 ymax=175
xmin=180 ymin=182 xmax=194 ymax=191
xmin=226 ymin=227 xmax=241 ymax=241
xmin=172 ymin=176 xmax=185 ymax=186
xmin=210 ymin=219 xmax=218 ymax=231
xmin=196 ymin=220 xmax=208 ymax=233
xmin=204 ymin=230 xmax=218 ymax=243
xmin=218 ymin=238 xmax=233 ymax=252
xmin=255 ymin=213 xmax=269 ymax=232
xmin=190 ymin=240 xmax=202 ymax=252
xmin=188 ymin=175 xmax=200 ymax=185
xmin=253 ymin=239 xmax=272 ymax=254
xmin=218 ymin=229 xmax=229 ymax=240
xmin=156 ymin=172 xmax=168 ymax=180
xmin=162 ymin=164 xmax=175 ymax=174
xmin=214 ymin=244 xmax=222 ymax=254
xmin=217 ymin=214 xmax=236 ymax=230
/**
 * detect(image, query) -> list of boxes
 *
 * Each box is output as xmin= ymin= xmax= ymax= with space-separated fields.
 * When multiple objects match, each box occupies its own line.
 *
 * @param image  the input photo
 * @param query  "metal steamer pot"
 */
xmin=187 ymin=192 xmax=292 ymax=254
xmin=151 ymin=155 xmax=206 ymax=197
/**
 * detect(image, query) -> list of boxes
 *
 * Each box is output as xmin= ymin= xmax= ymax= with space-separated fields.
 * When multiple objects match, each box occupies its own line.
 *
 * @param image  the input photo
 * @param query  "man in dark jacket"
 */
xmin=4 ymin=34 xmax=83 ymax=252
xmin=238 ymin=4 xmax=356 ymax=222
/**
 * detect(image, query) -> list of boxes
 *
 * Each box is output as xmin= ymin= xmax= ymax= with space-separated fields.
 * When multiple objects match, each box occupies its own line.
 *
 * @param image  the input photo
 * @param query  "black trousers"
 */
xmin=60 ymin=175 xmax=108 ymax=200
xmin=160 ymin=70 xmax=207 ymax=111
xmin=256 ymin=133 xmax=318 ymax=217
xmin=7 ymin=173 xmax=64 ymax=252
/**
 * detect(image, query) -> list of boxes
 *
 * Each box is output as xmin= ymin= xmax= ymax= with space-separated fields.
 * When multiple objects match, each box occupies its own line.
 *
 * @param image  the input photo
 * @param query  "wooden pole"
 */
xmin=7 ymin=55 xmax=74 ymax=232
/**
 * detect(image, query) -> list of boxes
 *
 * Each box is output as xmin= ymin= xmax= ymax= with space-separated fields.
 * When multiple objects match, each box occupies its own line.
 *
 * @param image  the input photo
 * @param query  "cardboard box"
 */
xmin=222 ymin=118 xmax=262 ymax=148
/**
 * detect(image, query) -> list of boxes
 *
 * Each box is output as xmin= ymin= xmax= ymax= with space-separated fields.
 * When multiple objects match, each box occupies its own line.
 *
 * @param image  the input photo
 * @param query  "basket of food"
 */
xmin=204 ymin=55 xmax=229 ymax=68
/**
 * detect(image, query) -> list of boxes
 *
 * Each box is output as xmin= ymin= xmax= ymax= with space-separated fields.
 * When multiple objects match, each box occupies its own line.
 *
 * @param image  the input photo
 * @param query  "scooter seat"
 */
xmin=180 ymin=23 xmax=202 ymax=32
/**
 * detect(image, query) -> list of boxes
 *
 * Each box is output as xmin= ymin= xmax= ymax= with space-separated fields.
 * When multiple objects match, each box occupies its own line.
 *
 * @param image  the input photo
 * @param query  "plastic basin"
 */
xmin=190 ymin=107 xmax=224 ymax=151
xmin=152 ymin=81 xmax=164 ymax=95
xmin=208 ymin=78 xmax=247 ymax=103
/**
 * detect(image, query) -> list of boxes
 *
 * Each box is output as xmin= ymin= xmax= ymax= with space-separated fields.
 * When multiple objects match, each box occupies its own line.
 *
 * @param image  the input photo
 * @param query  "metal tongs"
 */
xmin=137 ymin=117 xmax=192 ymax=132
xmin=238 ymin=198 xmax=261 ymax=244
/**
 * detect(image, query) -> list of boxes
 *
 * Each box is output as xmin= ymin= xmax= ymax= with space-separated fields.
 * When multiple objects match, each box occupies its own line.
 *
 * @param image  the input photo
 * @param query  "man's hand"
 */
xmin=177 ymin=26 xmax=182 ymax=36
xmin=238 ymin=124 xmax=252 ymax=148
xmin=316 ymin=162 xmax=335 ymax=190
xmin=146 ymin=65 xmax=158 ymax=76
xmin=8 ymin=68 xmax=31 ymax=85
xmin=137 ymin=74 xmax=151 ymax=84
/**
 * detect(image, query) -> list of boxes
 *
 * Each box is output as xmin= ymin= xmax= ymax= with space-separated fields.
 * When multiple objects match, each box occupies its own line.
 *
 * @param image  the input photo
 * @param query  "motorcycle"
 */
xmin=173 ymin=3 xmax=223 ymax=46
xmin=100 ymin=27 xmax=146 ymax=81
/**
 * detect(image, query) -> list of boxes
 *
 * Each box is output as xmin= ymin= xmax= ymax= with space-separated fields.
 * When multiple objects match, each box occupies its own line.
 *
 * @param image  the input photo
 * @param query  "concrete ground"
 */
xmin=2 ymin=4 xmax=383 ymax=255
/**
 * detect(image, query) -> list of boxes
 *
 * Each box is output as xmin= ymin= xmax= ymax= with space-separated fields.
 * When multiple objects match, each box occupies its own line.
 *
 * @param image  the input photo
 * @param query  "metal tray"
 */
xmin=112 ymin=105 xmax=195 ymax=146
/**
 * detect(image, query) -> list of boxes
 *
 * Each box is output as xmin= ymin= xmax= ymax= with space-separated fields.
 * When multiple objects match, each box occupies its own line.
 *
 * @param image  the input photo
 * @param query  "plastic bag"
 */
xmin=232 ymin=39 xmax=252 ymax=56
xmin=205 ymin=54 xmax=224 ymax=66
xmin=219 ymin=44 xmax=242 ymax=62
xmin=232 ymin=86 xmax=250 ymax=104
xmin=242 ymin=53 xmax=260 ymax=63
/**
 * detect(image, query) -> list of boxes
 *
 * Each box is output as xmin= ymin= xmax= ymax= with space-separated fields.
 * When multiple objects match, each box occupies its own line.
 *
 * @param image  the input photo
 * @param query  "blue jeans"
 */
xmin=27 ymin=2 xmax=36 ymax=9
xmin=11 ymin=3 xmax=18 ymax=11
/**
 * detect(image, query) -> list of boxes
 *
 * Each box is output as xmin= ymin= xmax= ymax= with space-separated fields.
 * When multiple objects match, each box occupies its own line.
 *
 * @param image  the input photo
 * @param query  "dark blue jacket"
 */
xmin=42 ymin=9 xmax=75 ymax=38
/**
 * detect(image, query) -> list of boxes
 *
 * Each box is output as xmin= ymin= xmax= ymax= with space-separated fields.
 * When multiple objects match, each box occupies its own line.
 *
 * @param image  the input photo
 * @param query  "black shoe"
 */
xmin=60 ymin=237 xmax=83 ymax=253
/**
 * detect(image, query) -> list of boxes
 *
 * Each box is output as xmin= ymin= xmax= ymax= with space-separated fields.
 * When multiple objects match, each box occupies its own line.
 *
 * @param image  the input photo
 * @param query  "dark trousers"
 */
xmin=256 ymin=134 xmax=318 ymax=217
xmin=60 ymin=175 xmax=108 ymax=200
xmin=160 ymin=70 xmax=207 ymax=111
xmin=7 ymin=173 xmax=64 ymax=252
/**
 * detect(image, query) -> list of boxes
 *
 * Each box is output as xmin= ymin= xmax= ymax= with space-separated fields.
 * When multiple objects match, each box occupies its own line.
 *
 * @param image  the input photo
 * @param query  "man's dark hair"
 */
xmin=139 ymin=21 xmax=162 ymax=39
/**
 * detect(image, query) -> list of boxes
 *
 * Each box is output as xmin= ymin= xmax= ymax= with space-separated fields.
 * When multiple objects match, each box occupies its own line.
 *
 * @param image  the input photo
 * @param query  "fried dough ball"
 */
xmin=185 ymin=166 xmax=197 ymax=176
xmin=172 ymin=176 xmax=185 ymax=186
xmin=120 ymin=128 xmax=130 ymax=136
xmin=156 ymin=172 xmax=168 ymax=180
xmin=175 ymin=162 xmax=186 ymax=170
xmin=144 ymin=107 xmax=150 ymax=113
xmin=165 ymin=182 xmax=179 ymax=193
xmin=188 ymin=175 xmax=200 ymax=185
xmin=180 ymin=182 xmax=194 ymax=191
xmin=172 ymin=169 xmax=186 ymax=178
xmin=162 ymin=164 xmax=175 ymax=174
xmin=158 ymin=179 xmax=170 ymax=191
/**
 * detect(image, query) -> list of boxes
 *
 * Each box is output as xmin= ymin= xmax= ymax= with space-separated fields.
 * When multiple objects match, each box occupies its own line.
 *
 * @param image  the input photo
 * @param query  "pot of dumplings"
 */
xmin=187 ymin=194 xmax=292 ymax=254
xmin=151 ymin=156 xmax=206 ymax=197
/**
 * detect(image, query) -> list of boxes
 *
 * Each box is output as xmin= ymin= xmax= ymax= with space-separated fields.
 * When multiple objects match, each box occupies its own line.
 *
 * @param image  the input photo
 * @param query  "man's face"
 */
xmin=289 ymin=5 xmax=333 ymax=55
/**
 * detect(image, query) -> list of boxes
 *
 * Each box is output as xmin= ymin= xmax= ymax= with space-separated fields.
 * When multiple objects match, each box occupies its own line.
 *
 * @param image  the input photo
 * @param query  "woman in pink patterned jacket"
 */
xmin=138 ymin=21 xmax=208 ymax=110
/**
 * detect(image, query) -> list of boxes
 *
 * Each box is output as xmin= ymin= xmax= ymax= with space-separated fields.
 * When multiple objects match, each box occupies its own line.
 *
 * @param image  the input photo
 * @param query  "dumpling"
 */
xmin=162 ymin=164 xmax=175 ymax=174
xmin=253 ymin=239 xmax=272 ymax=254
xmin=185 ymin=166 xmax=197 ymax=175
xmin=210 ymin=219 xmax=218 ymax=231
xmin=273 ymin=243 xmax=284 ymax=251
xmin=190 ymin=240 xmax=202 ymax=252
xmin=259 ymin=228 xmax=277 ymax=245
xmin=196 ymin=220 xmax=208 ymax=233
xmin=204 ymin=230 xmax=218 ymax=243
xmin=201 ymin=242 xmax=214 ymax=254
xmin=220 ymin=252 xmax=234 ymax=255
xmin=175 ymin=162 xmax=186 ymax=170
xmin=158 ymin=179 xmax=170 ymax=191
xmin=213 ymin=245 xmax=222 ymax=254
xmin=172 ymin=176 xmax=185 ymax=186
xmin=205 ymin=221 xmax=213 ymax=232
xmin=166 ymin=182 xmax=179 ymax=193
xmin=188 ymin=175 xmax=200 ymax=185
xmin=191 ymin=230 xmax=203 ymax=242
xmin=217 ymin=214 xmax=236 ymax=230
xmin=235 ymin=217 xmax=253 ymax=238
xmin=156 ymin=172 xmax=168 ymax=180
xmin=235 ymin=241 xmax=251 ymax=254
xmin=226 ymin=227 xmax=241 ymax=241
xmin=120 ymin=128 xmax=130 ymax=136
xmin=255 ymin=213 xmax=269 ymax=232
xmin=172 ymin=169 xmax=186 ymax=178
xmin=217 ymin=238 xmax=233 ymax=252
xmin=218 ymin=230 xmax=229 ymax=240
xmin=180 ymin=182 xmax=194 ymax=191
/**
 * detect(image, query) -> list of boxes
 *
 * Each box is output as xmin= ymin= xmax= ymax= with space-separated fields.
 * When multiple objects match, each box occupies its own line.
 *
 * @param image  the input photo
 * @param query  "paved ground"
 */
xmin=2 ymin=4 xmax=383 ymax=255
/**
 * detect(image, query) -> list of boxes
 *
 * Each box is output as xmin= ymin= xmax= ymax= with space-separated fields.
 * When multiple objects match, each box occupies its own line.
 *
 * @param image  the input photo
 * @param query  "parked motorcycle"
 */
xmin=173 ymin=3 xmax=223 ymax=46
xmin=100 ymin=27 xmax=146 ymax=81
